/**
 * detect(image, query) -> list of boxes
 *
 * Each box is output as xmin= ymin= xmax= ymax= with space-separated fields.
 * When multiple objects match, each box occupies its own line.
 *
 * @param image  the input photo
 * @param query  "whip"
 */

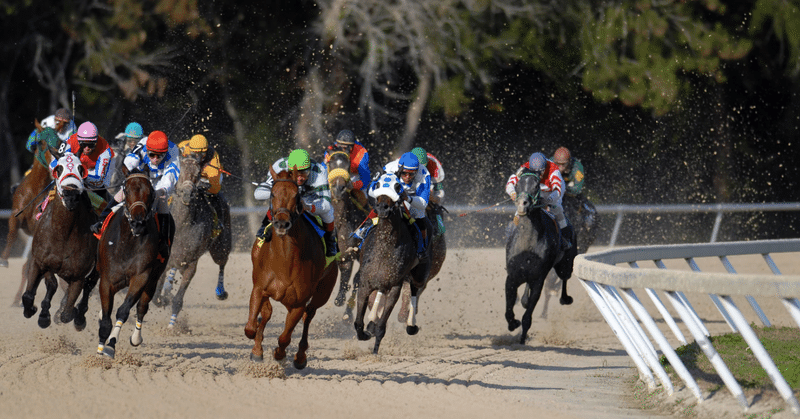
xmin=207 ymin=163 xmax=260 ymax=186
xmin=15 ymin=181 xmax=55 ymax=217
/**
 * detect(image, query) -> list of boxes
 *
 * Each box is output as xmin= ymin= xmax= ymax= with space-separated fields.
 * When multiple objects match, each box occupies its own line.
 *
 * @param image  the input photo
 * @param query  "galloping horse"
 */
xmin=3 ymin=128 xmax=63 ymax=305
xmin=353 ymin=174 xmax=431 ymax=354
xmin=326 ymin=150 xmax=370 ymax=314
xmin=245 ymin=167 xmax=338 ymax=369
xmin=22 ymin=153 xmax=99 ymax=330
xmin=505 ymin=170 xmax=576 ymax=344
xmin=95 ymin=167 xmax=169 ymax=358
xmin=154 ymin=155 xmax=232 ymax=327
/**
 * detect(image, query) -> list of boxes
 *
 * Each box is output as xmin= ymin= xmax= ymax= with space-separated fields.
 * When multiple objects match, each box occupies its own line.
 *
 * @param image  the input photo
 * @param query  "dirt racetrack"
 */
xmin=1 ymin=247 xmax=797 ymax=419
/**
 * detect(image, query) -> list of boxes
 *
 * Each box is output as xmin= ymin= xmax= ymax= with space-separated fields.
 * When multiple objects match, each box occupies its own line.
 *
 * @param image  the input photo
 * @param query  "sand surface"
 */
xmin=1 ymin=247 xmax=797 ymax=419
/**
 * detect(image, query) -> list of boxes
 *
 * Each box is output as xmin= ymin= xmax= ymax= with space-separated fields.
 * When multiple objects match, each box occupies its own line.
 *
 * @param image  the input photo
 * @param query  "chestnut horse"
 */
xmin=22 ymin=153 xmax=99 ymax=330
xmin=154 ymin=155 xmax=231 ymax=327
xmin=326 ymin=150 xmax=370 ymax=315
xmin=95 ymin=167 xmax=169 ymax=358
xmin=353 ymin=174 xmax=432 ymax=354
xmin=505 ymin=171 xmax=576 ymax=344
xmin=245 ymin=167 xmax=338 ymax=369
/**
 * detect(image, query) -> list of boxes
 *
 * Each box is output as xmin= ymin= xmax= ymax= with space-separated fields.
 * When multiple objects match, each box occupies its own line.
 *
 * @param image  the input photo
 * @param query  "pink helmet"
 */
xmin=77 ymin=121 xmax=98 ymax=142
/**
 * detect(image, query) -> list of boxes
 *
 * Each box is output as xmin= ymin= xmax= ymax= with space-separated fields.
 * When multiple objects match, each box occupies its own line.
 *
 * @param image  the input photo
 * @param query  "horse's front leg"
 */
xmin=275 ymin=306 xmax=304 ymax=362
xmin=405 ymin=283 xmax=421 ymax=335
xmin=106 ymin=274 xmax=146 ymax=355
xmin=372 ymin=285 xmax=402 ymax=354
xmin=250 ymin=298 xmax=273 ymax=362
xmin=334 ymin=259 xmax=353 ymax=307
xmin=74 ymin=270 xmax=100 ymax=331
xmin=214 ymin=264 xmax=228 ymax=300
xmin=245 ymin=282 xmax=266 ymax=339
xmin=504 ymin=276 xmax=521 ymax=332
xmin=519 ymin=278 xmax=545 ymax=345
xmin=36 ymin=272 xmax=59 ymax=329
xmin=58 ymin=279 xmax=84 ymax=326
xmin=97 ymin=278 xmax=117 ymax=357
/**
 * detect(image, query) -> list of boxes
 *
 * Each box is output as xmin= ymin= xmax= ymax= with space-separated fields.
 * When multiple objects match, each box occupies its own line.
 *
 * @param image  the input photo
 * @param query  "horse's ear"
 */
xmin=121 ymin=164 xmax=130 ymax=178
xmin=34 ymin=119 xmax=43 ymax=132
xmin=269 ymin=165 xmax=277 ymax=180
xmin=52 ymin=165 xmax=63 ymax=180
xmin=78 ymin=164 xmax=87 ymax=179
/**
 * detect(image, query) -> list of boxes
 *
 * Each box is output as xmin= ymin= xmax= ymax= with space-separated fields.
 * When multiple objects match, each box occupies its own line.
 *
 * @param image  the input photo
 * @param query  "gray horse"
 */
xmin=505 ymin=171 xmax=576 ymax=344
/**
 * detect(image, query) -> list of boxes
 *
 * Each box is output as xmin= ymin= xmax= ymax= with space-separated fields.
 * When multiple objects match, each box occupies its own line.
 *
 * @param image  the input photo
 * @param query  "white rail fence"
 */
xmin=574 ymin=239 xmax=800 ymax=414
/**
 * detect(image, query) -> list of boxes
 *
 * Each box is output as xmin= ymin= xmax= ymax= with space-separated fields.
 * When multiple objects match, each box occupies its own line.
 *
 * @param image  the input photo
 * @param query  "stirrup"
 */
xmin=90 ymin=221 xmax=103 ymax=235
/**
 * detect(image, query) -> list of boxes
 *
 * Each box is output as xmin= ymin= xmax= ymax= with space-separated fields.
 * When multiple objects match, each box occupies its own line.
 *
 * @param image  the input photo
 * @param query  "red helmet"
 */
xmin=147 ymin=131 xmax=169 ymax=153
xmin=553 ymin=147 xmax=571 ymax=165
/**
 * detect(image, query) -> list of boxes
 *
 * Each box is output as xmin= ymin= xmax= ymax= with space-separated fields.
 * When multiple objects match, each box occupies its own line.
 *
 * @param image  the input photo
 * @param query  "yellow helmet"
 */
xmin=189 ymin=134 xmax=208 ymax=153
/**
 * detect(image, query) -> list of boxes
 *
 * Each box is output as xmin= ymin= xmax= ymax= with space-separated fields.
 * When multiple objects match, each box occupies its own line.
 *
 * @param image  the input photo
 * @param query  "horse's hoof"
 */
xmin=519 ymin=335 xmax=527 ymax=345
xmin=273 ymin=347 xmax=286 ymax=361
xmin=342 ymin=307 xmax=353 ymax=322
xmin=23 ymin=306 xmax=37 ymax=318
xmin=0 ymin=259 xmax=7 ymax=268
xmin=74 ymin=316 xmax=87 ymax=332
xmin=334 ymin=293 xmax=346 ymax=307
xmin=406 ymin=325 xmax=419 ymax=335
xmin=355 ymin=330 xmax=370 ymax=341
xmin=560 ymin=295 xmax=573 ymax=305
xmin=215 ymin=286 xmax=228 ymax=300
xmin=365 ymin=321 xmax=377 ymax=337
xmin=293 ymin=358 xmax=307 ymax=370
xmin=508 ymin=319 xmax=521 ymax=332
xmin=250 ymin=352 xmax=264 ymax=363
xmin=38 ymin=315 xmax=51 ymax=329
xmin=60 ymin=309 xmax=74 ymax=324
xmin=101 ymin=346 xmax=116 ymax=359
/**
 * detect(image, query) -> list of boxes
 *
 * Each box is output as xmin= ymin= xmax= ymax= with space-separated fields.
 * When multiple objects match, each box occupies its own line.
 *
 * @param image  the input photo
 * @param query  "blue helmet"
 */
xmin=125 ymin=122 xmax=143 ymax=139
xmin=528 ymin=152 xmax=547 ymax=174
xmin=398 ymin=152 xmax=419 ymax=171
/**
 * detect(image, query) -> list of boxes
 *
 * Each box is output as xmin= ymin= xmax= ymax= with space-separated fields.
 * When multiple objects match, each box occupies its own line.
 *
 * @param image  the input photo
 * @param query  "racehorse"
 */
xmin=95 ymin=167 xmax=169 ymax=358
xmin=153 ymin=155 xmax=232 ymax=327
xmin=353 ymin=174 xmax=432 ymax=354
xmin=531 ymin=193 xmax=600 ymax=318
xmin=326 ymin=150 xmax=370 ymax=316
xmin=245 ymin=167 xmax=338 ymax=369
xmin=505 ymin=170 xmax=576 ymax=344
xmin=3 ymin=127 xmax=62 ymax=305
xmin=21 ymin=153 xmax=99 ymax=331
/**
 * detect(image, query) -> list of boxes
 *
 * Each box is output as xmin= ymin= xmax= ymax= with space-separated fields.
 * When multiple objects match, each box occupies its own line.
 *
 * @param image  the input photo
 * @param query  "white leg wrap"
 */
xmin=406 ymin=296 xmax=418 ymax=327
xmin=168 ymin=313 xmax=177 ymax=328
xmin=368 ymin=292 xmax=383 ymax=323
xmin=108 ymin=320 xmax=123 ymax=343
xmin=131 ymin=320 xmax=143 ymax=346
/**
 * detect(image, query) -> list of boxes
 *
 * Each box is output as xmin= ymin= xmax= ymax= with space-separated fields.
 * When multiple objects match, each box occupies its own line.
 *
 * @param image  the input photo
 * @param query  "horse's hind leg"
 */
xmin=353 ymin=272 xmax=371 ymax=340
xmin=214 ymin=265 xmax=228 ymax=300
xmin=504 ymin=276 xmax=522 ymax=332
xmin=74 ymin=270 xmax=100 ymax=331
xmin=58 ymin=279 xmax=83 ymax=325
xmin=559 ymin=276 xmax=573 ymax=305
xmin=169 ymin=263 xmax=197 ymax=328
xmin=22 ymin=259 xmax=45 ymax=319
xmin=210 ymin=218 xmax=231 ymax=300
xmin=334 ymin=260 xmax=354 ymax=307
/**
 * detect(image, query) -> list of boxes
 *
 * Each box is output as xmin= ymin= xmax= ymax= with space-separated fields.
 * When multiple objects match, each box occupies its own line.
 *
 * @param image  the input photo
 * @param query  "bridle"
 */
xmin=271 ymin=177 xmax=302 ymax=225
xmin=516 ymin=172 xmax=544 ymax=209
xmin=123 ymin=173 xmax=156 ymax=234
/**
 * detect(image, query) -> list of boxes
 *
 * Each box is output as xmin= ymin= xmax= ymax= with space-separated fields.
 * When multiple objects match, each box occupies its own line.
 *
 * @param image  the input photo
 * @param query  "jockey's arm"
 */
xmin=505 ymin=172 xmax=519 ymax=199
xmin=353 ymin=150 xmax=370 ymax=191
xmin=407 ymin=173 xmax=430 ymax=211
xmin=201 ymin=152 xmax=223 ymax=194
xmin=154 ymin=161 xmax=180 ymax=196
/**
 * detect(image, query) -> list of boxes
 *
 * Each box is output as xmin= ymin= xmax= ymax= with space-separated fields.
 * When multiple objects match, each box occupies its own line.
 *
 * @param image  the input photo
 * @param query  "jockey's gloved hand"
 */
xmin=197 ymin=178 xmax=211 ymax=192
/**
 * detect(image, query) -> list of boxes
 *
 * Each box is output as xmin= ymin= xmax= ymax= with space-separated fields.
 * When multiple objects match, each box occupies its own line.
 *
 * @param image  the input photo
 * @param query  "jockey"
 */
xmin=53 ymin=121 xmax=115 ymax=214
xmin=26 ymin=108 xmax=76 ymax=153
xmin=114 ymin=122 xmax=145 ymax=155
xmin=92 ymin=131 xmax=179 ymax=255
xmin=373 ymin=152 xmax=432 ymax=261
xmin=254 ymin=149 xmax=338 ymax=257
xmin=410 ymin=147 xmax=445 ymax=205
xmin=505 ymin=152 xmax=572 ymax=250
xmin=177 ymin=134 xmax=230 ymax=233
xmin=323 ymin=129 xmax=370 ymax=208
xmin=552 ymin=146 xmax=585 ymax=197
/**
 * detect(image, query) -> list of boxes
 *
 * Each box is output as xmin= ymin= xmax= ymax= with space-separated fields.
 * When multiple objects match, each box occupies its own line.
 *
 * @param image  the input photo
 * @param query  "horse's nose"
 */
xmin=274 ymin=220 xmax=291 ymax=231
xmin=334 ymin=184 xmax=347 ymax=198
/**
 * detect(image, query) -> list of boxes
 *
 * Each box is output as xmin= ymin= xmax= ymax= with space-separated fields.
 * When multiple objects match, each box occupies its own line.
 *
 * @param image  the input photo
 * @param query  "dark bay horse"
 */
xmin=153 ymin=156 xmax=231 ymax=327
xmin=326 ymin=150 xmax=370 ymax=315
xmin=245 ymin=167 xmax=338 ymax=369
xmin=353 ymin=174 xmax=431 ymax=354
xmin=22 ymin=153 xmax=99 ymax=330
xmin=4 ymin=128 xmax=63 ymax=305
xmin=95 ymin=167 xmax=169 ymax=358
xmin=505 ymin=171 xmax=576 ymax=344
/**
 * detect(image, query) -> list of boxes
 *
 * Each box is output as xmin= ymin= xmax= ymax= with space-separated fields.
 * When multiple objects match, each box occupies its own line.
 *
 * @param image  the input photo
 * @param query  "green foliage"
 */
xmin=664 ymin=326 xmax=800 ymax=389
xmin=430 ymin=75 xmax=472 ymax=118
xmin=750 ymin=0 xmax=800 ymax=76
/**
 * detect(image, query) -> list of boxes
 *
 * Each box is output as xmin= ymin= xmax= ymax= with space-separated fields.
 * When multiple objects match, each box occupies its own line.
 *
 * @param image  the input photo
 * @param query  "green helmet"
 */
xmin=411 ymin=147 xmax=428 ymax=166
xmin=287 ymin=149 xmax=311 ymax=170
xmin=39 ymin=127 xmax=60 ymax=149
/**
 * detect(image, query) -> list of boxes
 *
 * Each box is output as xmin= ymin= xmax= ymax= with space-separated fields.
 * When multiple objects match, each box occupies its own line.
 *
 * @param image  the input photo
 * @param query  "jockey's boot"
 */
xmin=416 ymin=222 xmax=429 ymax=262
xmin=560 ymin=225 xmax=573 ymax=251
xmin=323 ymin=222 xmax=338 ymax=257
xmin=255 ymin=211 xmax=272 ymax=242
xmin=207 ymin=192 xmax=227 ymax=234
xmin=158 ymin=213 xmax=175 ymax=260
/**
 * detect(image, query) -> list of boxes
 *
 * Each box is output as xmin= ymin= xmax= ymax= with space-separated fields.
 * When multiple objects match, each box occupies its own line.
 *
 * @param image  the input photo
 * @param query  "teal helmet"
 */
xmin=411 ymin=147 xmax=428 ymax=166
xmin=125 ymin=122 xmax=144 ymax=139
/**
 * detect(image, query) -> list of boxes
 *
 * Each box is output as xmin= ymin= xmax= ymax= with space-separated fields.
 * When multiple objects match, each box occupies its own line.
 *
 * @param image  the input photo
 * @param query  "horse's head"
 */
xmin=270 ymin=167 xmax=301 ymax=236
xmin=176 ymin=156 xmax=202 ymax=205
xmin=52 ymin=152 xmax=86 ymax=211
xmin=369 ymin=174 xmax=404 ymax=218
xmin=327 ymin=151 xmax=352 ymax=201
xmin=122 ymin=169 xmax=156 ymax=236
xmin=514 ymin=171 xmax=541 ymax=216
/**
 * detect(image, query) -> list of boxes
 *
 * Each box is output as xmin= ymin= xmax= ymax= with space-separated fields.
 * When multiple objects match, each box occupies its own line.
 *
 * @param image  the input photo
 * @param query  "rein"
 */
xmin=123 ymin=173 xmax=156 ymax=226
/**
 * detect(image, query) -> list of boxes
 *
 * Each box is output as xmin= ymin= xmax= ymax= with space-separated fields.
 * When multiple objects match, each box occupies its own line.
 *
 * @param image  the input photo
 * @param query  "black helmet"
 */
xmin=336 ymin=129 xmax=355 ymax=146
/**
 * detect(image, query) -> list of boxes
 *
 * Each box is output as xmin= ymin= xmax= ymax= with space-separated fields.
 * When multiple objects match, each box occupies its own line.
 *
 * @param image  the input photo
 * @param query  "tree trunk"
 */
xmin=395 ymin=68 xmax=432 ymax=159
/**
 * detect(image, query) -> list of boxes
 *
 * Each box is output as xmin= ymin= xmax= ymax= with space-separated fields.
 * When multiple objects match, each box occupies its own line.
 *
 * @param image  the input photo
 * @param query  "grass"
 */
xmin=661 ymin=326 xmax=800 ymax=390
